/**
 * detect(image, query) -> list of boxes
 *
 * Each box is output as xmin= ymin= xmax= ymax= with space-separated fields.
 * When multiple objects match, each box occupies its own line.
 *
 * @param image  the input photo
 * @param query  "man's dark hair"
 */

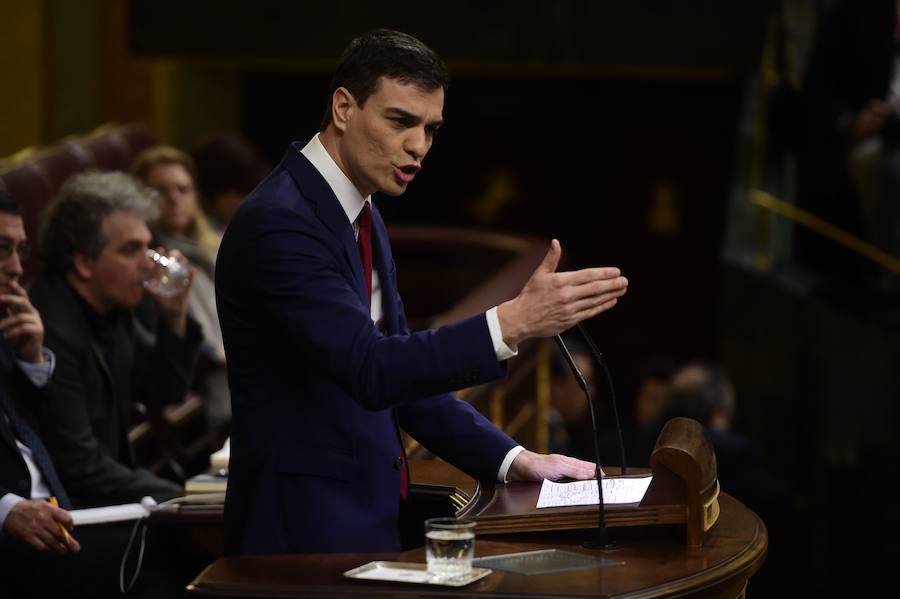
xmin=0 ymin=189 xmax=22 ymax=216
xmin=664 ymin=362 xmax=736 ymax=427
xmin=319 ymin=29 xmax=450 ymax=131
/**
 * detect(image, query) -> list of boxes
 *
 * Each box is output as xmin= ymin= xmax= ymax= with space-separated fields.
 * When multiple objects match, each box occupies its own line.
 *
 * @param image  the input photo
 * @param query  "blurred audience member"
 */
xmin=632 ymin=357 xmax=675 ymax=429
xmin=0 ymin=190 xmax=186 ymax=598
xmin=663 ymin=362 xmax=790 ymax=521
xmin=664 ymin=362 xmax=794 ymax=595
xmin=190 ymin=131 xmax=270 ymax=231
xmin=133 ymin=146 xmax=231 ymax=436
xmin=132 ymin=146 xmax=220 ymax=276
xmin=29 ymin=171 xmax=201 ymax=506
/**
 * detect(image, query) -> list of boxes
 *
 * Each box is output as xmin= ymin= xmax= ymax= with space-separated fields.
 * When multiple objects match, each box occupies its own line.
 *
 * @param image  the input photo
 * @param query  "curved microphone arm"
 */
xmin=553 ymin=334 xmax=608 ymax=542
xmin=576 ymin=322 xmax=627 ymax=475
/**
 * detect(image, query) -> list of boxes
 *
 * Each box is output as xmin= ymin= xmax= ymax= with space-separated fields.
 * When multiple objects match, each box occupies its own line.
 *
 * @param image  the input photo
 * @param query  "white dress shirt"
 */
xmin=301 ymin=135 xmax=525 ymax=481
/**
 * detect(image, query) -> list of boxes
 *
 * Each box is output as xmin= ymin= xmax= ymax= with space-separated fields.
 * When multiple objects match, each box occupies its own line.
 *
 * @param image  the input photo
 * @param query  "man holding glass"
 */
xmin=28 ymin=171 xmax=201 ymax=507
xmin=217 ymin=29 xmax=628 ymax=555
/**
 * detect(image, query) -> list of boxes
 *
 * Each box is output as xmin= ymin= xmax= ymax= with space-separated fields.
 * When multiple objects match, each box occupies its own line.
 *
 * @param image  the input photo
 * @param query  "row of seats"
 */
xmin=0 ymin=122 xmax=158 ymax=277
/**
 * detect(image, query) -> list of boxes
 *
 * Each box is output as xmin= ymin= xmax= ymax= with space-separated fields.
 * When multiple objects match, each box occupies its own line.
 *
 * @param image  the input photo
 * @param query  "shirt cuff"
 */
xmin=0 ymin=493 xmax=26 ymax=534
xmin=496 ymin=445 xmax=526 ymax=483
xmin=17 ymin=348 xmax=55 ymax=388
xmin=486 ymin=307 xmax=518 ymax=361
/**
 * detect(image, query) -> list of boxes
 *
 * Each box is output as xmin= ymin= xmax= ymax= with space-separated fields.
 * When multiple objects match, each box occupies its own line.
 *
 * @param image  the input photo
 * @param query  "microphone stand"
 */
xmin=575 ymin=323 xmax=627 ymax=475
xmin=553 ymin=334 xmax=615 ymax=550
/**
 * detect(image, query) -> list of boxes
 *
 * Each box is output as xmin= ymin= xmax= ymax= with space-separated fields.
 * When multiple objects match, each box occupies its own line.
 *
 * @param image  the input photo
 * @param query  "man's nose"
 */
xmin=5 ymin=251 xmax=24 ymax=278
xmin=404 ymin=127 xmax=430 ymax=161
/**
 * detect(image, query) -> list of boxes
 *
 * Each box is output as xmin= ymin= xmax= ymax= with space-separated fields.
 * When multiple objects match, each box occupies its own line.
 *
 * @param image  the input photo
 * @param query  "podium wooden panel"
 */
xmin=185 ymin=493 xmax=766 ymax=598
xmin=463 ymin=418 xmax=722 ymax=548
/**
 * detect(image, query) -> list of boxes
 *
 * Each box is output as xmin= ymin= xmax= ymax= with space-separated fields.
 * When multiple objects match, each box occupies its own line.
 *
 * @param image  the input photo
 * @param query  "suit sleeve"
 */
xmin=234 ymin=209 xmax=506 ymax=411
xmin=386 ymin=257 xmax=517 ymax=480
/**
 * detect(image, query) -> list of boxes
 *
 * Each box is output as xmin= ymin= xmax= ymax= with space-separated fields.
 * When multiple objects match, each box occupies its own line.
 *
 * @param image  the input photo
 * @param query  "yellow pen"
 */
xmin=48 ymin=496 xmax=72 ymax=545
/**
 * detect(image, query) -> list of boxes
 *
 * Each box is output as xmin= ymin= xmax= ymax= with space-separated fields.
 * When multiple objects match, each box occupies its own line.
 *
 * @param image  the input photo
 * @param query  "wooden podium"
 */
xmin=462 ymin=417 xmax=721 ymax=547
xmin=184 ymin=418 xmax=767 ymax=598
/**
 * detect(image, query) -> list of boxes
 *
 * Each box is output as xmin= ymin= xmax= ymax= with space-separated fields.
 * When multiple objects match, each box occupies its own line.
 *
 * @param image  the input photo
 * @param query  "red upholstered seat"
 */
xmin=0 ymin=122 xmax=160 ymax=280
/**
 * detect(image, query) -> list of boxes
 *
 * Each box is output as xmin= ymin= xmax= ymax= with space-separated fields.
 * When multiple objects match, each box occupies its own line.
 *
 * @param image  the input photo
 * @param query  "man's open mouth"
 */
xmin=394 ymin=164 xmax=420 ymax=183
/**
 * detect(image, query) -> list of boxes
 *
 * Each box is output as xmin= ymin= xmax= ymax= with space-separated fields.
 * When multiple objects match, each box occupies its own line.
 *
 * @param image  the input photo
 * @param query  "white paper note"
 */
xmin=535 ymin=476 xmax=653 ymax=508
xmin=70 ymin=503 xmax=151 ymax=526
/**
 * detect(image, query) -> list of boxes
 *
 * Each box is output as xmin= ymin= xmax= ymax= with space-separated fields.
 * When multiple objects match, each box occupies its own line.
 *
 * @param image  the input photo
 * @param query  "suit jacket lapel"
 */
xmin=282 ymin=143 xmax=369 ymax=306
xmin=371 ymin=206 xmax=400 ymax=334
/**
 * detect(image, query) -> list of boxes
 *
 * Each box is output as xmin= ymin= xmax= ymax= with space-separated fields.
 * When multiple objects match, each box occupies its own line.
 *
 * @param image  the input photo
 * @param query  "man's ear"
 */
xmin=71 ymin=252 xmax=94 ymax=281
xmin=331 ymin=87 xmax=355 ymax=133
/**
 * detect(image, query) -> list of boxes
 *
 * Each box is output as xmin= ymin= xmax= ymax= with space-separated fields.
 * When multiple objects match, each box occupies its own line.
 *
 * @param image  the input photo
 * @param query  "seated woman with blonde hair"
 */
xmin=132 ymin=146 xmax=230 ymax=436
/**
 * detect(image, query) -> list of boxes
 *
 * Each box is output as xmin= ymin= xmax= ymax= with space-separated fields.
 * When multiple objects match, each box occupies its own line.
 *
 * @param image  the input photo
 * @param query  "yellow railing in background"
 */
xmin=750 ymin=189 xmax=900 ymax=276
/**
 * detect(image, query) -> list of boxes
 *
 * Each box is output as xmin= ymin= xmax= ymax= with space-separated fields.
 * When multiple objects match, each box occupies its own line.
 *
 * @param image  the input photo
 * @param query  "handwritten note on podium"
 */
xmin=536 ymin=476 xmax=653 ymax=508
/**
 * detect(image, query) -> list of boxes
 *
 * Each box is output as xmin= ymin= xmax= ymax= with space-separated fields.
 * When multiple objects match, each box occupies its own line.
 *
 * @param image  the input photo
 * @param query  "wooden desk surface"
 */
xmin=185 ymin=493 xmax=766 ymax=598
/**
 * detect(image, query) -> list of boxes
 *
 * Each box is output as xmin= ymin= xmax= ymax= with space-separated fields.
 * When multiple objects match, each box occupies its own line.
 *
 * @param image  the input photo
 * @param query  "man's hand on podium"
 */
xmin=505 ymin=450 xmax=601 ymax=482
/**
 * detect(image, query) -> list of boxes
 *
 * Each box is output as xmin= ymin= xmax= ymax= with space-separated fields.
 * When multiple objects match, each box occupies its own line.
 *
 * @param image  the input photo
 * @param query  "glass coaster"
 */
xmin=473 ymin=549 xmax=622 ymax=576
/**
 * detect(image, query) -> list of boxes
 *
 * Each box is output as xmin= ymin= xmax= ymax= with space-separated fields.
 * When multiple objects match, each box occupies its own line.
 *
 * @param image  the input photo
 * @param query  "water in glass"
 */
xmin=425 ymin=518 xmax=475 ymax=579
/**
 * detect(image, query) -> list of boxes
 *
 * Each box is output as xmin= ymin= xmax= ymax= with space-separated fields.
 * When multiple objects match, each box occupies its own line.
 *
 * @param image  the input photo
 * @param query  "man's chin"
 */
xmin=381 ymin=180 xmax=409 ymax=197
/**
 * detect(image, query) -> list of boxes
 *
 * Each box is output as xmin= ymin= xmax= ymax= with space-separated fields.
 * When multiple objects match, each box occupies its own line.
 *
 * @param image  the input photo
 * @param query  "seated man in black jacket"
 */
xmin=0 ymin=190 xmax=184 ymax=597
xmin=29 ymin=171 xmax=202 ymax=507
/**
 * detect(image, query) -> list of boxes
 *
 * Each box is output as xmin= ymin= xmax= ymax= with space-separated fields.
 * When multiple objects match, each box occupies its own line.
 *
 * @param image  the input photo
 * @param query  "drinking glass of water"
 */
xmin=425 ymin=517 xmax=476 ymax=580
xmin=145 ymin=249 xmax=190 ymax=297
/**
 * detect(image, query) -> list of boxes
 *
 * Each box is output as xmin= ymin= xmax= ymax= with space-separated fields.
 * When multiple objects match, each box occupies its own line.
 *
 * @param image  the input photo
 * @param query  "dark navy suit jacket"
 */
xmin=216 ymin=142 xmax=517 ymax=555
xmin=0 ymin=340 xmax=44 ymax=505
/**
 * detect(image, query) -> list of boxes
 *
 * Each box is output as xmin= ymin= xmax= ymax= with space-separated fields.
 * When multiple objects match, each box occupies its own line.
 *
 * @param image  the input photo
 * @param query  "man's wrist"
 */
xmin=497 ymin=300 xmax=524 ymax=348
xmin=0 ymin=493 xmax=26 ymax=534
xmin=497 ymin=446 xmax=527 ymax=483
xmin=486 ymin=307 xmax=517 ymax=361
xmin=17 ymin=348 xmax=55 ymax=388
xmin=164 ymin=311 xmax=188 ymax=338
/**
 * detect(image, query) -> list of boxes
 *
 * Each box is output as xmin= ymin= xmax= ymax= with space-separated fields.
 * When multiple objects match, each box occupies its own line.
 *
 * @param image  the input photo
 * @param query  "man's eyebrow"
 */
xmin=384 ymin=107 xmax=444 ymax=128
xmin=117 ymin=239 xmax=146 ymax=251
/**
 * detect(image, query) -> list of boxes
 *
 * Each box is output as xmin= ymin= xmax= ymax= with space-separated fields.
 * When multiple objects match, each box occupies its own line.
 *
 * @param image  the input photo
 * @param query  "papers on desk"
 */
xmin=536 ymin=476 xmax=653 ymax=509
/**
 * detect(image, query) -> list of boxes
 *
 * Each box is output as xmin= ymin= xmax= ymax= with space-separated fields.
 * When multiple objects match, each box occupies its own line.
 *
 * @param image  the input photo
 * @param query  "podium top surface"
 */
xmin=186 ymin=493 xmax=767 ymax=598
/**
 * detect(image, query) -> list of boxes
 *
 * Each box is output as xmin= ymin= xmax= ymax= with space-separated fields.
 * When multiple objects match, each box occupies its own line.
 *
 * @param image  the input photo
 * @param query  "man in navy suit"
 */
xmin=216 ymin=29 xmax=629 ymax=555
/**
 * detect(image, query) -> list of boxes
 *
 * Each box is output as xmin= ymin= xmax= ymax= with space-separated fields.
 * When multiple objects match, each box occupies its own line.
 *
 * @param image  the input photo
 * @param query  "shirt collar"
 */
xmin=300 ymin=133 xmax=372 ymax=224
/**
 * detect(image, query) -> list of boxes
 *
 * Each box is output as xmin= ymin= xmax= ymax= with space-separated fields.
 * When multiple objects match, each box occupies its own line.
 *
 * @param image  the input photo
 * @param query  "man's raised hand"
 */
xmin=497 ymin=240 xmax=627 ymax=348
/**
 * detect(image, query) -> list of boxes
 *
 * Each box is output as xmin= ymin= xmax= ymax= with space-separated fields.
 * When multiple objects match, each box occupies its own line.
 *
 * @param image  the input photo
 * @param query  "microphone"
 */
xmin=553 ymin=333 xmax=614 ymax=549
xmin=575 ymin=323 xmax=627 ymax=476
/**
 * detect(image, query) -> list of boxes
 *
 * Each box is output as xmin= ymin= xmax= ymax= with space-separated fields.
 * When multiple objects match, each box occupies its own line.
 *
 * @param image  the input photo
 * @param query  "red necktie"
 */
xmin=357 ymin=203 xmax=408 ymax=499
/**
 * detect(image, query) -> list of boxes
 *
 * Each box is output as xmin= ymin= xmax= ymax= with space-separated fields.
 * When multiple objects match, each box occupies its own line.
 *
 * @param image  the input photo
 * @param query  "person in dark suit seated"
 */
xmin=27 ymin=171 xmax=202 ymax=507
xmin=0 ymin=190 xmax=184 ymax=598
xmin=217 ymin=29 xmax=630 ymax=556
